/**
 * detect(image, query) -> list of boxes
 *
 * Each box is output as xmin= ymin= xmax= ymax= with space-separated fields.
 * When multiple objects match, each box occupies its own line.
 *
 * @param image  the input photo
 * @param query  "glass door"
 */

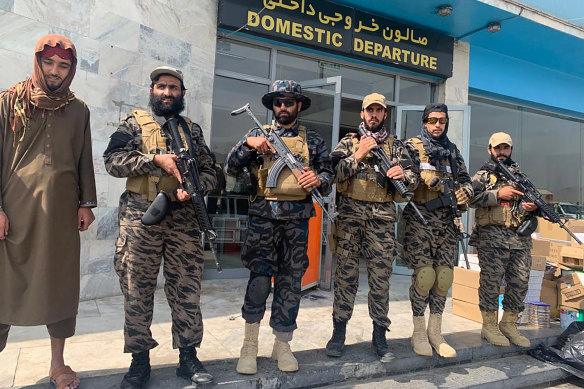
xmin=297 ymin=76 xmax=342 ymax=290
xmin=394 ymin=105 xmax=471 ymax=275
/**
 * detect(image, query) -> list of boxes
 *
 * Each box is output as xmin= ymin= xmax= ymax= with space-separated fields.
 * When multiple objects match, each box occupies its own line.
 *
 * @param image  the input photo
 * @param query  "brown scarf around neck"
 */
xmin=1 ymin=34 xmax=77 ymax=142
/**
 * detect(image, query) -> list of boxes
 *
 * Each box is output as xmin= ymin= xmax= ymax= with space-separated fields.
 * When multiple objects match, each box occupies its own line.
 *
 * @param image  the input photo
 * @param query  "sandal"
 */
xmin=50 ymin=365 xmax=79 ymax=389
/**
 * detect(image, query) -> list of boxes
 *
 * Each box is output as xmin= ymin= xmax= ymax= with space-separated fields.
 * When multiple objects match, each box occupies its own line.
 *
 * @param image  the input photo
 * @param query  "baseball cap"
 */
xmin=489 ymin=132 xmax=513 ymax=147
xmin=362 ymin=93 xmax=387 ymax=109
xmin=150 ymin=66 xmax=183 ymax=82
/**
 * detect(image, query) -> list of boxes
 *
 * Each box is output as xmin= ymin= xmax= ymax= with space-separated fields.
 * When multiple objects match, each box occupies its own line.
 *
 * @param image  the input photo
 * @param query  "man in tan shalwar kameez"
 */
xmin=0 ymin=34 xmax=97 ymax=389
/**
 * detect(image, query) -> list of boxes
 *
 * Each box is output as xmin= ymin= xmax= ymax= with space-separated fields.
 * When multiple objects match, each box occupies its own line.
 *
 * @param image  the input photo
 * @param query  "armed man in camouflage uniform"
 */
xmin=225 ymin=80 xmax=333 ymax=374
xmin=404 ymin=103 xmax=473 ymax=358
xmin=104 ymin=66 xmax=216 ymax=389
xmin=325 ymin=93 xmax=418 ymax=359
xmin=469 ymin=132 xmax=537 ymax=348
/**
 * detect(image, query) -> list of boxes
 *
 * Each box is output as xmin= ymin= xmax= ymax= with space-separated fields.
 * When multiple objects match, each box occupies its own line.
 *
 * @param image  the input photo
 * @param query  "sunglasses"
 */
xmin=425 ymin=117 xmax=448 ymax=125
xmin=273 ymin=99 xmax=297 ymax=107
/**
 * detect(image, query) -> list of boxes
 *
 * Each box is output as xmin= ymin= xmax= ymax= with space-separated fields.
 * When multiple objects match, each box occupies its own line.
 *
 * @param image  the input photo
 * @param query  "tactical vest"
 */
xmin=410 ymin=138 xmax=453 ymax=203
xmin=475 ymin=169 xmax=526 ymax=228
xmin=125 ymin=110 xmax=191 ymax=201
xmin=254 ymin=125 xmax=310 ymax=201
xmin=337 ymin=135 xmax=395 ymax=203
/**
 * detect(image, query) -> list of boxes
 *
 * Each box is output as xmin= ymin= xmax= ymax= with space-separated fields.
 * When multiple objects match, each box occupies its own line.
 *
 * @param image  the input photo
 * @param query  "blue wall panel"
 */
xmin=470 ymin=45 xmax=584 ymax=115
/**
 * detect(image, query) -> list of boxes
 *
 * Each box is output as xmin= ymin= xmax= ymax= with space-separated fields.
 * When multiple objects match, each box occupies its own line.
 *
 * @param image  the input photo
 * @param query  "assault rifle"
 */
xmin=143 ymin=118 xmax=223 ymax=272
xmin=426 ymin=150 xmax=471 ymax=269
xmin=492 ymin=155 xmax=583 ymax=245
xmin=357 ymin=127 xmax=427 ymax=225
xmin=231 ymin=103 xmax=335 ymax=223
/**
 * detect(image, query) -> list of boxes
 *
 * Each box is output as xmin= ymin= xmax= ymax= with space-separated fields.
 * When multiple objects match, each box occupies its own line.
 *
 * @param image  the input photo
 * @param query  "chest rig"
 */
xmin=475 ymin=165 xmax=526 ymax=228
xmin=125 ymin=110 xmax=191 ymax=201
xmin=253 ymin=124 xmax=310 ymax=201
xmin=410 ymin=137 xmax=454 ymax=204
xmin=337 ymin=135 xmax=396 ymax=203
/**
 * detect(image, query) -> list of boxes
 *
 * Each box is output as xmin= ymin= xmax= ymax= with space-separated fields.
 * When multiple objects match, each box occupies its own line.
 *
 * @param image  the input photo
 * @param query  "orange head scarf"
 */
xmin=2 ymin=34 xmax=77 ymax=140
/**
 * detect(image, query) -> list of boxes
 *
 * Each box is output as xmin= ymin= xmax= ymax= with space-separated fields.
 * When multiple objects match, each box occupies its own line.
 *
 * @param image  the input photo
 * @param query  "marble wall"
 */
xmin=0 ymin=0 xmax=218 ymax=300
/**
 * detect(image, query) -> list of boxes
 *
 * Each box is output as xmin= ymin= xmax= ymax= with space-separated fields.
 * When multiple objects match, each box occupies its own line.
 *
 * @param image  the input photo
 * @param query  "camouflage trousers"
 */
xmin=333 ymin=216 xmax=394 ymax=328
xmin=241 ymin=214 xmax=309 ymax=333
xmin=404 ymin=206 xmax=458 ymax=317
xmin=114 ymin=191 xmax=205 ymax=353
xmin=478 ymin=246 xmax=531 ymax=312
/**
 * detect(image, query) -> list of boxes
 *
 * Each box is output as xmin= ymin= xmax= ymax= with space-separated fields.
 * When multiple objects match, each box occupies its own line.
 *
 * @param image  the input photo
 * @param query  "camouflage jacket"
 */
xmin=103 ymin=113 xmax=216 ymax=198
xmin=330 ymin=133 xmax=419 ymax=221
xmin=468 ymin=161 xmax=533 ymax=249
xmin=224 ymin=122 xmax=333 ymax=220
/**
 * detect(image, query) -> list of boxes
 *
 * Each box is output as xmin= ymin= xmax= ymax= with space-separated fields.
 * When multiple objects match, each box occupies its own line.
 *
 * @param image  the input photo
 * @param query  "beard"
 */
xmin=365 ymin=118 xmax=384 ymax=132
xmin=275 ymin=109 xmax=298 ymax=125
xmin=149 ymin=93 xmax=185 ymax=117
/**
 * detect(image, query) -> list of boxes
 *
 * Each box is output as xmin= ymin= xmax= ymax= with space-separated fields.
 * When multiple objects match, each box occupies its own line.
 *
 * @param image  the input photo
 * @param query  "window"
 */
xmin=400 ymin=78 xmax=432 ymax=105
xmin=215 ymin=40 xmax=270 ymax=78
xmin=469 ymin=97 xmax=584 ymax=206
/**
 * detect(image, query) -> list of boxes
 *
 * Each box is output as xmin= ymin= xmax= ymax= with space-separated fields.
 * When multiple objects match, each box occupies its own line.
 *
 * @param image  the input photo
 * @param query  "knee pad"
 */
xmin=413 ymin=266 xmax=436 ymax=296
xmin=247 ymin=273 xmax=271 ymax=305
xmin=432 ymin=266 xmax=454 ymax=297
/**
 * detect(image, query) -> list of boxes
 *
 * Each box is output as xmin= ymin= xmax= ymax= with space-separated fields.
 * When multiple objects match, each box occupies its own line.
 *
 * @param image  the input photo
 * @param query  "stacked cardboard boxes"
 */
xmin=558 ymin=272 xmax=584 ymax=310
xmin=452 ymin=267 xmax=482 ymax=323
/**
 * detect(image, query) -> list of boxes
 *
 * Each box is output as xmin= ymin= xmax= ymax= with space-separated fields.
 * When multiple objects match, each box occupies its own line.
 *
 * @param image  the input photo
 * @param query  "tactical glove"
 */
xmin=455 ymin=186 xmax=473 ymax=205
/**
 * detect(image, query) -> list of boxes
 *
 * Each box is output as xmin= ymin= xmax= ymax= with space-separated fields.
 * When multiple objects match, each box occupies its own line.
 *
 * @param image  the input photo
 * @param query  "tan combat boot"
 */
xmin=499 ymin=311 xmax=530 ymax=347
xmin=481 ymin=311 xmax=510 ymax=346
xmin=427 ymin=313 xmax=457 ymax=358
xmin=271 ymin=338 xmax=299 ymax=372
xmin=411 ymin=316 xmax=433 ymax=356
xmin=236 ymin=322 xmax=260 ymax=374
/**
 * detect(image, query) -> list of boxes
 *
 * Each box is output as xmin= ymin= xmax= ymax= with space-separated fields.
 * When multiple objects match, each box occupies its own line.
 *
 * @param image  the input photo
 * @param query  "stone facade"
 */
xmin=0 ymin=0 xmax=218 ymax=300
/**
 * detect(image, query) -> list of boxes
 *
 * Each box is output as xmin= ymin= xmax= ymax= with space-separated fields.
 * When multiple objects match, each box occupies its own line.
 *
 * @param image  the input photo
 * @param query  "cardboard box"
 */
xmin=559 ymin=272 xmax=584 ymax=309
xmin=537 ymin=218 xmax=571 ymax=241
xmin=560 ymin=291 xmax=584 ymax=310
xmin=452 ymin=283 xmax=479 ymax=305
xmin=537 ymin=219 xmax=584 ymax=242
xmin=531 ymin=239 xmax=570 ymax=262
xmin=457 ymin=261 xmax=481 ymax=272
xmin=558 ymin=272 xmax=584 ymax=289
xmin=532 ymin=239 xmax=552 ymax=256
xmin=560 ymin=246 xmax=584 ymax=267
xmin=452 ymin=299 xmax=482 ymax=323
xmin=531 ymin=255 xmax=547 ymax=271
xmin=539 ymin=279 xmax=559 ymax=318
xmin=453 ymin=267 xmax=480 ymax=288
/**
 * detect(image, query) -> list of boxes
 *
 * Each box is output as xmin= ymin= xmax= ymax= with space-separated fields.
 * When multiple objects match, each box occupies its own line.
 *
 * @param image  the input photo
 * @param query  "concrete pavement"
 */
xmin=0 ymin=273 xmax=565 ymax=388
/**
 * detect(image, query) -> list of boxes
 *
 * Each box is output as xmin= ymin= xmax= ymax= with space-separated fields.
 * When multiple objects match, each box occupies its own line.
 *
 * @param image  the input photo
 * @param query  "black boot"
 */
xmin=120 ymin=351 xmax=151 ymax=389
xmin=176 ymin=347 xmax=214 ymax=385
xmin=326 ymin=319 xmax=347 ymax=357
xmin=372 ymin=322 xmax=389 ymax=357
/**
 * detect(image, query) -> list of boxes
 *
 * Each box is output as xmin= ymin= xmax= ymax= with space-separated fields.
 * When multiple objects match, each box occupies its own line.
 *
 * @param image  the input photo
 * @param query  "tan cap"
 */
xmin=150 ymin=66 xmax=183 ymax=82
xmin=489 ymin=132 xmax=513 ymax=147
xmin=362 ymin=93 xmax=387 ymax=109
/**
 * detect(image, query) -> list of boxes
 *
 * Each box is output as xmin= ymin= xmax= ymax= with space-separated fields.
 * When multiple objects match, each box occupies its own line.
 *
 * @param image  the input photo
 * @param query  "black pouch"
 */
xmin=141 ymin=191 xmax=171 ymax=226
xmin=517 ymin=215 xmax=538 ymax=237
xmin=425 ymin=194 xmax=452 ymax=211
